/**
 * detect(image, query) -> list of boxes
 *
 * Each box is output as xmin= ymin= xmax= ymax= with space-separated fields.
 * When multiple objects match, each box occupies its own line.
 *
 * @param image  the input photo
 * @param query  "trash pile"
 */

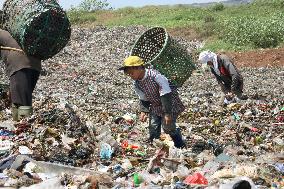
xmin=0 ymin=26 xmax=283 ymax=188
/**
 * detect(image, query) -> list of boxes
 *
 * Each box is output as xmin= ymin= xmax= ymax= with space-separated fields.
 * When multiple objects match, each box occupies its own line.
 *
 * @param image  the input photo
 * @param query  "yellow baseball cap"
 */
xmin=118 ymin=56 xmax=145 ymax=70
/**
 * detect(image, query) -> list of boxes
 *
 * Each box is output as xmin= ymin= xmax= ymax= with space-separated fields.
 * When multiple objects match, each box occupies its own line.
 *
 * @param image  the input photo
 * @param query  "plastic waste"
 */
xmin=183 ymin=172 xmax=208 ymax=185
xmin=207 ymin=140 xmax=224 ymax=156
xmin=0 ymin=173 xmax=8 ymax=179
xmin=100 ymin=143 xmax=113 ymax=160
xmin=114 ymin=113 xmax=137 ymax=125
xmin=0 ymin=140 xmax=14 ymax=155
xmin=87 ymin=83 xmax=97 ymax=95
xmin=113 ymin=164 xmax=123 ymax=174
xmin=202 ymin=153 xmax=234 ymax=177
xmin=23 ymin=162 xmax=39 ymax=173
xmin=121 ymin=159 xmax=132 ymax=170
xmin=121 ymin=140 xmax=140 ymax=150
xmin=174 ymin=181 xmax=188 ymax=189
xmin=169 ymin=145 xmax=183 ymax=159
xmin=273 ymin=138 xmax=284 ymax=146
xmin=97 ymin=164 xmax=109 ymax=173
xmin=19 ymin=146 xmax=33 ymax=155
xmin=0 ymin=129 xmax=14 ymax=140
xmin=20 ymin=178 xmax=65 ymax=189
xmin=232 ymin=112 xmax=241 ymax=121
xmin=0 ymin=120 xmax=15 ymax=130
xmin=133 ymin=173 xmax=143 ymax=186
xmin=135 ymin=151 xmax=146 ymax=157
xmin=174 ymin=164 xmax=191 ymax=178
xmin=122 ymin=113 xmax=136 ymax=125
xmin=96 ymin=129 xmax=119 ymax=150
xmin=274 ymin=163 xmax=284 ymax=173
xmin=224 ymin=97 xmax=234 ymax=105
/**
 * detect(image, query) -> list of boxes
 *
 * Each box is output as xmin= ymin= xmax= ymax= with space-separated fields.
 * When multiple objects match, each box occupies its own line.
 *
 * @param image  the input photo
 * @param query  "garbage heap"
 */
xmin=0 ymin=26 xmax=283 ymax=189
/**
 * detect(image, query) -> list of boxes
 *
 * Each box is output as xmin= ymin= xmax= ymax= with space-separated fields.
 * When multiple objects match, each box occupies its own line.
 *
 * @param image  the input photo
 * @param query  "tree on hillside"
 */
xmin=211 ymin=2 xmax=225 ymax=11
xmin=79 ymin=0 xmax=112 ymax=11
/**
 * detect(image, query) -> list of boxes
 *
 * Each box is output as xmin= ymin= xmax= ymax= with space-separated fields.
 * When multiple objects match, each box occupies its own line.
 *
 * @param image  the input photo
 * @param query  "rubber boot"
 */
xmin=18 ymin=106 xmax=33 ymax=120
xmin=170 ymin=128 xmax=186 ymax=149
xmin=11 ymin=104 xmax=19 ymax=121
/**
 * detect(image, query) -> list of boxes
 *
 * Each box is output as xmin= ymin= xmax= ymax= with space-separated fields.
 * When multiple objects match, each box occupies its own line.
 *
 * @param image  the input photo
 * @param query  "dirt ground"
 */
xmin=168 ymin=27 xmax=284 ymax=68
xmin=225 ymin=48 xmax=284 ymax=68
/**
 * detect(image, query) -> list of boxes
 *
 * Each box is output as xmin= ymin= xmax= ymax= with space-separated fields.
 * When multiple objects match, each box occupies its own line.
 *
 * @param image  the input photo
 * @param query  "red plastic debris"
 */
xmin=276 ymin=115 xmax=284 ymax=122
xmin=184 ymin=172 xmax=208 ymax=185
xmin=250 ymin=127 xmax=259 ymax=132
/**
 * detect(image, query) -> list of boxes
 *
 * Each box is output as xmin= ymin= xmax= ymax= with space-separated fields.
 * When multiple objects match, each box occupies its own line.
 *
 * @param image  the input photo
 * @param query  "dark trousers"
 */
xmin=149 ymin=113 xmax=186 ymax=148
xmin=10 ymin=68 xmax=40 ymax=106
xmin=221 ymin=78 xmax=244 ymax=98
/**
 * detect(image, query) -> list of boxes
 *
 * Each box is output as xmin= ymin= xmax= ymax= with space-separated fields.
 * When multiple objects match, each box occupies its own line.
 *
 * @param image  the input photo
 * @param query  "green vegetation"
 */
xmin=67 ymin=0 xmax=284 ymax=52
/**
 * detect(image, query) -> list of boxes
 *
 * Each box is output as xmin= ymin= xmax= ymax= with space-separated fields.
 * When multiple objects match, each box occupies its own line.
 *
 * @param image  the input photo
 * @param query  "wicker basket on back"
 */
xmin=1 ymin=0 xmax=71 ymax=60
xmin=131 ymin=27 xmax=195 ymax=87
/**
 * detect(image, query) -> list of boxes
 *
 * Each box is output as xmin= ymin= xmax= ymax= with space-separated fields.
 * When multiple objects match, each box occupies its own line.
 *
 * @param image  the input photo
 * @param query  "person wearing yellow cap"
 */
xmin=198 ymin=50 xmax=247 ymax=105
xmin=118 ymin=56 xmax=186 ymax=148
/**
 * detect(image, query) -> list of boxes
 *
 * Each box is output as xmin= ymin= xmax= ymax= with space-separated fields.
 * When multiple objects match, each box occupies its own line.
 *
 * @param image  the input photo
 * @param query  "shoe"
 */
xmin=170 ymin=129 xmax=186 ymax=149
xmin=11 ymin=104 xmax=18 ymax=121
xmin=18 ymin=106 xmax=33 ymax=120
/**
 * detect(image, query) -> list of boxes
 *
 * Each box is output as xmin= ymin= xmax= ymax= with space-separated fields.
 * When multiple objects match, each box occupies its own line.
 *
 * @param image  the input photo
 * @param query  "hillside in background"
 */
xmin=68 ymin=0 xmax=284 ymax=51
xmin=67 ymin=0 xmax=284 ymax=67
xmin=191 ymin=0 xmax=253 ymax=7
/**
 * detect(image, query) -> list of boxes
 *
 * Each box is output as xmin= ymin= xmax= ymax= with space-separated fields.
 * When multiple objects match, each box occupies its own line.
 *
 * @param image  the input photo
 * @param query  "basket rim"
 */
xmin=130 ymin=26 xmax=168 ymax=65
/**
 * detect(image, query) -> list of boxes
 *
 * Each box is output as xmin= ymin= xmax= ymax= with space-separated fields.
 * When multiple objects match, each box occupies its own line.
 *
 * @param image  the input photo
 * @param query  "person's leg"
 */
xmin=30 ymin=69 xmax=40 ymax=93
xmin=148 ymin=114 xmax=162 ymax=141
xmin=10 ymin=69 xmax=39 ymax=120
xmin=219 ymin=83 xmax=231 ymax=106
xmin=234 ymin=78 xmax=248 ymax=100
xmin=10 ymin=69 xmax=36 ymax=106
xmin=162 ymin=116 xmax=186 ymax=148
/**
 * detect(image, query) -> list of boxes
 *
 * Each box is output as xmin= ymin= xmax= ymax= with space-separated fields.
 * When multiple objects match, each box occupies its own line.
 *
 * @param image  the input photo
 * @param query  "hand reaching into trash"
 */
xmin=140 ymin=112 xmax=148 ymax=122
xmin=163 ymin=114 xmax=172 ymax=125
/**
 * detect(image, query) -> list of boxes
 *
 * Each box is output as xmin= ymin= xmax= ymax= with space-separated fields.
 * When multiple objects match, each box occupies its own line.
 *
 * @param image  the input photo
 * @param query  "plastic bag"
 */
xmin=183 ymin=172 xmax=208 ymax=185
xmin=100 ymin=143 xmax=113 ymax=160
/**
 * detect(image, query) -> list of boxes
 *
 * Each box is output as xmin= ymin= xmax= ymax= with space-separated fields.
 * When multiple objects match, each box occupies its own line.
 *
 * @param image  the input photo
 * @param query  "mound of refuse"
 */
xmin=0 ymin=26 xmax=283 ymax=188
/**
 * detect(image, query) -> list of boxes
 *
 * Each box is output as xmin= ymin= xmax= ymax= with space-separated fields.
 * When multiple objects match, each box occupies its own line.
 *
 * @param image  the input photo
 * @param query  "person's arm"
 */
xmin=210 ymin=67 xmax=228 ymax=93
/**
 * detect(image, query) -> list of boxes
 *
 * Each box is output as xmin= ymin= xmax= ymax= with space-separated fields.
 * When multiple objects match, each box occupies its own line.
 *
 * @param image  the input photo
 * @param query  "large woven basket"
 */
xmin=131 ymin=27 xmax=195 ymax=87
xmin=1 ymin=0 xmax=71 ymax=60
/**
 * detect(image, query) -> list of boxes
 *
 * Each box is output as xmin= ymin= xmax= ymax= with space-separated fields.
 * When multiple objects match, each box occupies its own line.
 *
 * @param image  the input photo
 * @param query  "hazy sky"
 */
xmin=0 ymin=0 xmax=224 ymax=10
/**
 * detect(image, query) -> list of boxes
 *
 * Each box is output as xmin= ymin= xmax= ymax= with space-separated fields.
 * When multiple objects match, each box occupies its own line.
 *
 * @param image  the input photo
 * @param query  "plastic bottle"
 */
xmin=133 ymin=173 xmax=143 ymax=187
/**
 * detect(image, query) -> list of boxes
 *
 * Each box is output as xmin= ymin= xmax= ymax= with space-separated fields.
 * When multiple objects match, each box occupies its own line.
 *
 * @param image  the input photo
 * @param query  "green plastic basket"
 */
xmin=2 ymin=0 xmax=71 ymax=60
xmin=131 ymin=27 xmax=195 ymax=87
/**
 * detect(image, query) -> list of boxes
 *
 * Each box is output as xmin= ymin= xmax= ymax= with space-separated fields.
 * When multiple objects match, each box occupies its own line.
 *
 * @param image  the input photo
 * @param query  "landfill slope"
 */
xmin=0 ymin=26 xmax=283 ymax=188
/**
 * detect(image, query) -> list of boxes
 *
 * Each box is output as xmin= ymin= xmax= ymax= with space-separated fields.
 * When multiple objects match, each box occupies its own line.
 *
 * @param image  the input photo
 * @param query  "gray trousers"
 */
xmin=10 ymin=68 xmax=40 ymax=106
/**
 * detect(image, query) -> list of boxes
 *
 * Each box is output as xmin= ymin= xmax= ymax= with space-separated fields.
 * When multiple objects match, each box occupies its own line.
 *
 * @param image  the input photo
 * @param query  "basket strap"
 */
xmin=0 ymin=46 xmax=25 ymax=53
